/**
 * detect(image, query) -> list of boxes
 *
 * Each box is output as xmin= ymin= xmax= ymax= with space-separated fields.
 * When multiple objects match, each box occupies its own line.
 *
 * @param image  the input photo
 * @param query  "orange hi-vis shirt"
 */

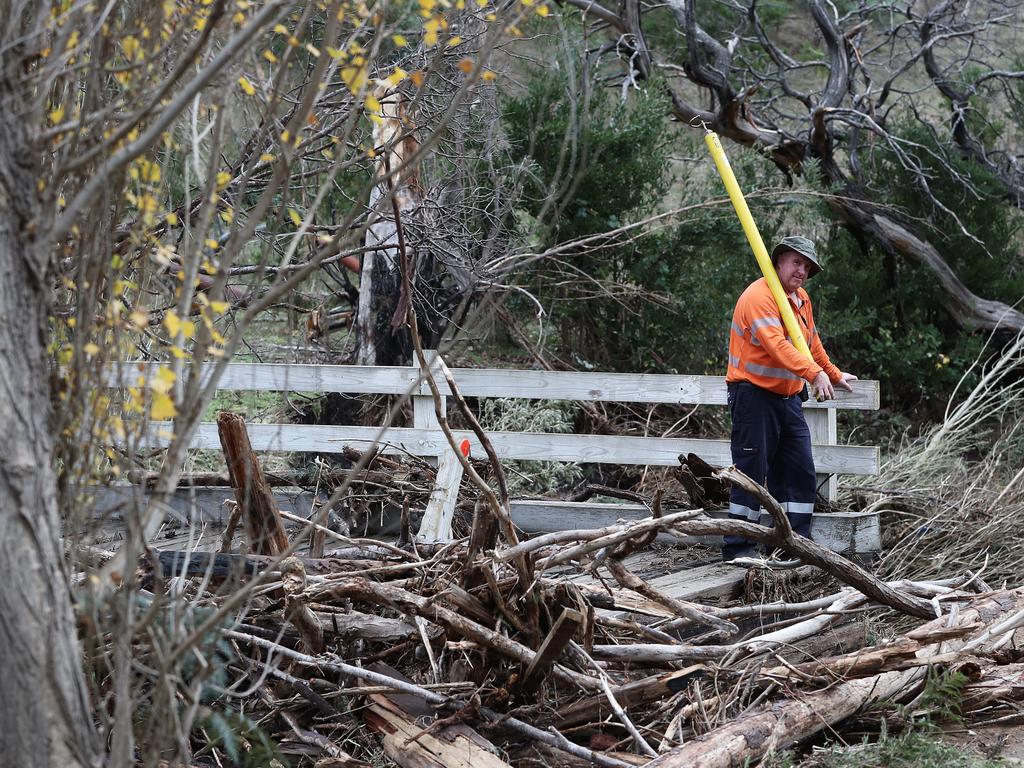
xmin=726 ymin=277 xmax=842 ymax=396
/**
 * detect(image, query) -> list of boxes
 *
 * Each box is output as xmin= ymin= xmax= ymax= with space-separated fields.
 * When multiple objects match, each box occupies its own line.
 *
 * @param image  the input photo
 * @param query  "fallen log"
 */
xmin=644 ymin=589 xmax=1024 ymax=768
xmin=154 ymin=549 xmax=412 ymax=579
xmin=310 ymin=606 xmax=418 ymax=642
xmin=556 ymin=666 xmax=707 ymax=728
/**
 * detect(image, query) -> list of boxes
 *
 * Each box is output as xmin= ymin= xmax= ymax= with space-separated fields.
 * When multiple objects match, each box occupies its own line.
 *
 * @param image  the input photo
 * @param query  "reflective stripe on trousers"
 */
xmin=722 ymin=382 xmax=816 ymax=558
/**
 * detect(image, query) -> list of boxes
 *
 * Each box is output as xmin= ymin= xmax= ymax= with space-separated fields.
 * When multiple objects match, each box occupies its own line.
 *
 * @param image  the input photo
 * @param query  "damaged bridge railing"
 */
xmin=105 ymin=352 xmax=880 ymax=548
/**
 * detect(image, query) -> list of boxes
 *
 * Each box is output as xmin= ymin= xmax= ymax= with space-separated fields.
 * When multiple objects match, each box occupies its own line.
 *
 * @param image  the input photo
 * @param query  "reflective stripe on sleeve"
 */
xmin=728 ymin=354 xmax=741 ymax=368
xmin=730 ymin=321 xmax=745 ymax=339
xmin=749 ymin=316 xmax=782 ymax=346
xmin=744 ymin=361 xmax=802 ymax=381
xmin=729 ymin=502 xmax=761 ymax=521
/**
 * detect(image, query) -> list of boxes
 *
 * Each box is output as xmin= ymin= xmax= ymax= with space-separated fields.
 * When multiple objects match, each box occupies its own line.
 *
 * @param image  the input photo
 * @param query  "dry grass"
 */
xmin=848 ymin=330 xmax=1024 ymax=585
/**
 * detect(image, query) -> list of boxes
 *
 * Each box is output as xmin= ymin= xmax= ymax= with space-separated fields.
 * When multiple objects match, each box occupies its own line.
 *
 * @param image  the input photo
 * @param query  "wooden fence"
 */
xmin=108 ymin=353 xmax=880 ymax=544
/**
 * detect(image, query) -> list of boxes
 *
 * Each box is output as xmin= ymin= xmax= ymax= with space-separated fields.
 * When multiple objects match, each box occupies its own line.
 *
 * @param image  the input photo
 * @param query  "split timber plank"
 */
xmin=563 ymin=559 xmax=748 ymax=613
xmin=521 ymin=608 xmax=584 ymax=693
xmin=639 ymin=562 xmax=748 ymax=604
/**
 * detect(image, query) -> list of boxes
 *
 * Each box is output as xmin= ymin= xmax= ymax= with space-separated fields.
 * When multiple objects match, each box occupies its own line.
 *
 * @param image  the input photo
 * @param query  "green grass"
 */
xmin=792 ymin=730 xmax=1008 ymax=768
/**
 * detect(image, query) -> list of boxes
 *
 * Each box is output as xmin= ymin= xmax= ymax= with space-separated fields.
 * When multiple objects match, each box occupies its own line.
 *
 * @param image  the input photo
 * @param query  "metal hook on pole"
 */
xmin=688 ymin=115 xmax=712 ymax=133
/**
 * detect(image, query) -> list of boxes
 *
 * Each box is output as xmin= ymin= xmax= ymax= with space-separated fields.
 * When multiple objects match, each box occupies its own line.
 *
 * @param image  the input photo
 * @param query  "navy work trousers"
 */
xmin=722 ymin=381 xmax=816 ymax=560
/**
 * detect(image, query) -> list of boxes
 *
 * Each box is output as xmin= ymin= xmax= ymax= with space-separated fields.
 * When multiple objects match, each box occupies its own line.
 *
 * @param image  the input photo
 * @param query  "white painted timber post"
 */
xmin=414 ymin=351 xmax=464 ymax=541
xmin=805 ymin=405 xmax=838 ymax=501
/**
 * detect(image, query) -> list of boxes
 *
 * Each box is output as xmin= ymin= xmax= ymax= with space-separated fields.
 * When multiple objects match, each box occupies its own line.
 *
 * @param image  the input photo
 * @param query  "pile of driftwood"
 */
xmin=134 ymin=412 xmax=1024 ymax=768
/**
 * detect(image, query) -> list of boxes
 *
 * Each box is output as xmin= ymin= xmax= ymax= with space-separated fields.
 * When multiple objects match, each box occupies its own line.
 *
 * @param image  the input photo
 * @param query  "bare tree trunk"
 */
xmin=0 ymin=159 xmax=98 ymax=764
xmin=354 ymin=181 xmax=410 ymax=366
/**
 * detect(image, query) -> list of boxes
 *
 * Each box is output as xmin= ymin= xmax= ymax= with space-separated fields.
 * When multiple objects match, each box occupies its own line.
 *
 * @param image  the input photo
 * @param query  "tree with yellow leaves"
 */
xmin=0 ymin=0 xmax=544 ymax=763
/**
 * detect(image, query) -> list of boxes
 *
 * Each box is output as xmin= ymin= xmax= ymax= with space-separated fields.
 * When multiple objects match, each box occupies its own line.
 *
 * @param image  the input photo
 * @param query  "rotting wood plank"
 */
xmin=217 ymin=412 xmax=289 ymax=555
xmin=520 ymin=608 xmax=584 ymax=693
xmin=141 ymin=422 xmax=880 ymax=475
xmin=622 ymin=563 xmax=748 ymax=605
xmin=364 ymin=692 xmax=513 ymax=768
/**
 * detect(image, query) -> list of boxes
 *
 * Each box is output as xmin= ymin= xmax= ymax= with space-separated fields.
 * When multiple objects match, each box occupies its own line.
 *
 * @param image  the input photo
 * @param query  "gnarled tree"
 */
xmin=559 ymin=0 xmax=1024 ymax=333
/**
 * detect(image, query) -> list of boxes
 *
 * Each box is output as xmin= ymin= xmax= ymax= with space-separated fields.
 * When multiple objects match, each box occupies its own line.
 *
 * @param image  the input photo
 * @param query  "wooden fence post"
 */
xmin=805 ymin=406 xmax=838 ymax=502
xmin=413 ymin=351 xmax=464 ymax=542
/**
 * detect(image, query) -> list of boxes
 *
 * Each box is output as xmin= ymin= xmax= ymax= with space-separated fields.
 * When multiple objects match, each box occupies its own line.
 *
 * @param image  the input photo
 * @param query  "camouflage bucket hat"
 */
xmin=771 ymin=235 xmax=823 ymax=278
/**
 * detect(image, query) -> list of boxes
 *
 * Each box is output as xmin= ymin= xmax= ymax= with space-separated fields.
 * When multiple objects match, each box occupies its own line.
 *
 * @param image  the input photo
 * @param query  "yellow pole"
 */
xmin=703 ymin=130 xmax=813 ymax=361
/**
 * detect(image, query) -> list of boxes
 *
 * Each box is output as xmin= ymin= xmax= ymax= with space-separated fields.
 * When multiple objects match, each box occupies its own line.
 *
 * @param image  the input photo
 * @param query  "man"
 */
xmin=722 ymin=236 xmax=858 ymax=562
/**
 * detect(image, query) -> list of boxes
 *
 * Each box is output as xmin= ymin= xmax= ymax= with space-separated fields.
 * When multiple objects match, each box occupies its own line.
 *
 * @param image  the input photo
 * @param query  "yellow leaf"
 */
xmin=150 ymin=393 xmax=177 ymax=420
xmin=209 ymin=301 xmax=230 ymax=313
xmin=263 ymin=49 xmax=278 ymax=63
xmin=326 ymin=46 xmax=343 ymax=60
xmin=123 ymin=35 xmax=140 ymax=58
xmin=151 ymin=366 xmax=176 ymax=394
xmin=181 ymin=320 xmax=196 ymax=340
xmin=341 ymin=64 xmax=368 ymax=94
xmin=49 ymin=106 xmax=65 ymax=124
xmin=238 ymin=75 xmax=255 ymax=95
xmin=305 ymin=43 xmax=320 ymax=57
xmin=457 ymin=58 xmax=474 ymax=74
xmin=259 ymin=153 xmax=276 ymax=163
xmin=165 ymin=212 xmax=179 ymax=225
xmin=233 ymin=11 xmax=245 ymax=24
xmin=409 ymin=70 xmax=425 ymax=88
xmin=288 ymin=208 xmax=303 ymax=227
xmin=169 ymin=345 xmax=187 ymax=359
xmin=83 ymin=343 xmax=100 ymax=356
xmin=201 ymin=260 xmax=217 ymax=275
xmin=216 ymin=171 xmax=231 ymax=188
xmin=205 ymin=238 xmax=220 ymax=250
xmin=392 ymin=34 xmax=408 ymax=47
xmin=220 ymin=208 xmax=234 ymax=224
xmin=164 ymin=310 xmax=181 ymax=337
xmin=386 ymin=67 xmax=407 ymax=87
xmin=447 ymin=36 xmax=462 ymax=47
xmin=481 ymin=69 xmax=497 ymax=82
xmin=536 ymin=4 xmax=550 ymax=15
xmin=273 ymin=23 xmax=288 ymax=34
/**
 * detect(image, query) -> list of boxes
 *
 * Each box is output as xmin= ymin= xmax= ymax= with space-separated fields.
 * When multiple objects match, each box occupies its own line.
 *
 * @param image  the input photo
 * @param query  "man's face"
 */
xmin=775 ymin=250 xmax=813 ymax=294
